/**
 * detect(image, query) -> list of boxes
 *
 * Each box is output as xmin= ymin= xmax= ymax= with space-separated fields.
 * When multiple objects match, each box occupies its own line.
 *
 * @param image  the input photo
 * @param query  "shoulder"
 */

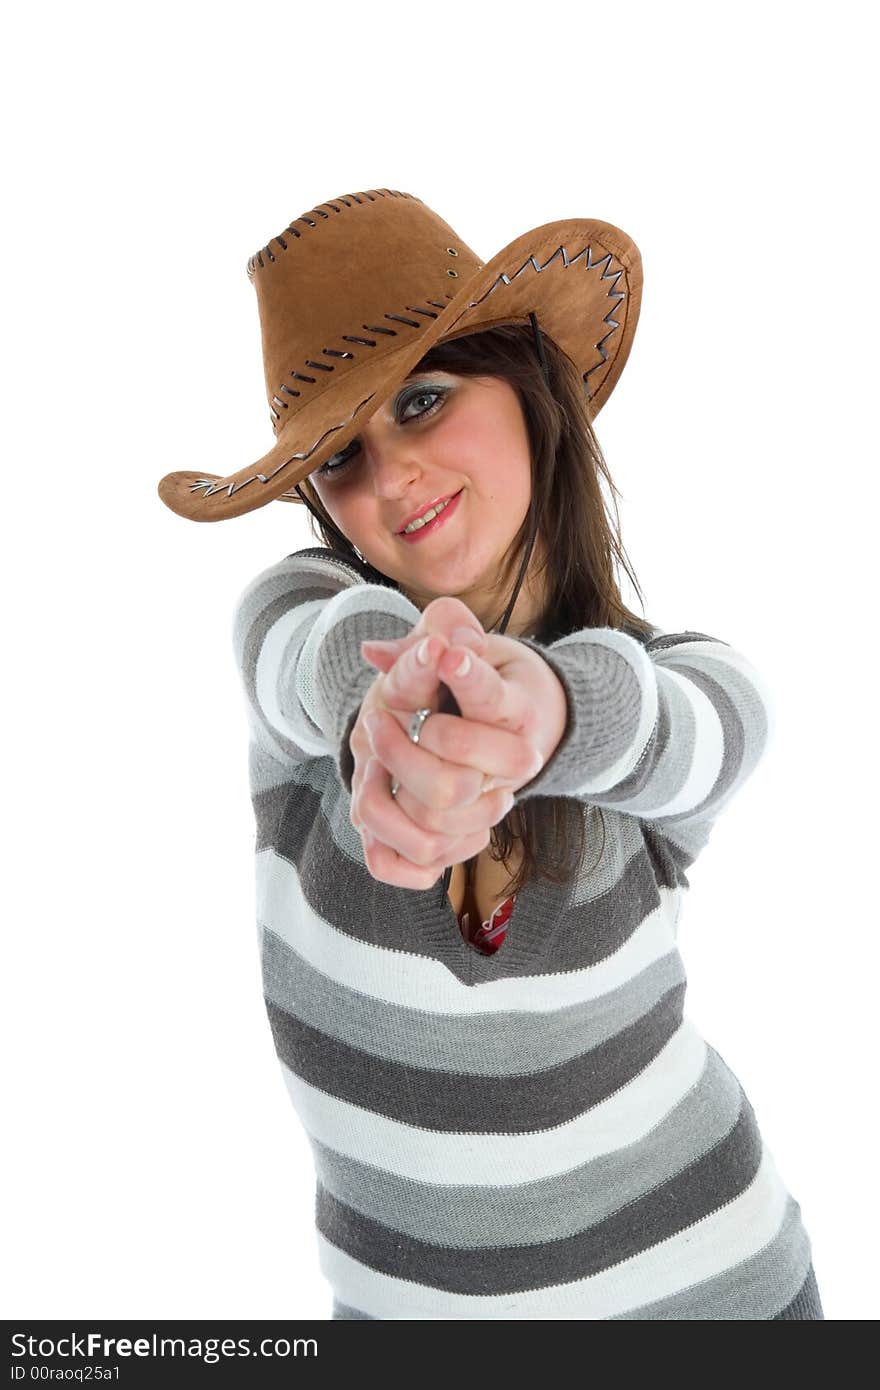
xmin=284 ymin=546 xmax=401 ymax=592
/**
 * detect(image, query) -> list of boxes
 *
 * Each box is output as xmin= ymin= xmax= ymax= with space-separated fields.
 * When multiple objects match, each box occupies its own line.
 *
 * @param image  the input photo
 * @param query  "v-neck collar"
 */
xmin=394 ymin=867 xmax=573 ymax=987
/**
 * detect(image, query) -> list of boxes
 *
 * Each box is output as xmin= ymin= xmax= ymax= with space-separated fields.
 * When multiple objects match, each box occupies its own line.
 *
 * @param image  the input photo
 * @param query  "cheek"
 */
xmin=321 ymin=489 xmax=371 ymax=541
xmin=461 ymin=424 xmax=531 ymax=506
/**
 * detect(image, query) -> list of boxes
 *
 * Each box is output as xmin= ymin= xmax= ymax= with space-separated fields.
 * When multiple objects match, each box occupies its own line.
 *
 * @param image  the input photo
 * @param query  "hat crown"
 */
xmin=246 ymin=189 xmax=483 ymax=433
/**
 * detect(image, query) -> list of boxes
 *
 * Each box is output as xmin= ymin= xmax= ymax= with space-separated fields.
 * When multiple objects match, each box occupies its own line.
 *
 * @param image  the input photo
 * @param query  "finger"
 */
xmin=436 ymin=640 xmax=532 ymax=738
xmin=421 ymin=596 xmax=487 ymax=641
xmin=357 ymin=756 xmax=494 ymax=868
xmin=361 ymin=637 xmax=406 ymax=655
xmin=361 ymin=632 xmax=431 ymax=676
xmin=379 ymin=632 xmax=449 ymax=710
xmin=360 ymin=610 xmax=488 ymax=676
xmin=353 ymin=717 xmax=517 ymax=841
xmin=362 ymin=823 xmax=492 ymax=890
xmin=365 ymin=706 xmax=538 ymax=810
xmin=360 ymin=642 xmax=399 ymax=675
xmin=361 ymin=635 xmax=409 ymax=661
xmin=359 ymin=743 xmax=516 ymax=841
xmin=390 ymin=775 xmax=516 ymax=839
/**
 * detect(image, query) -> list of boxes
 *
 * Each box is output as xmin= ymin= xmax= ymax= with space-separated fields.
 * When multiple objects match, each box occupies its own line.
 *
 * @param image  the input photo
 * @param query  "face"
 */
xmin=308 ymin=370 xmax=546 ymax=635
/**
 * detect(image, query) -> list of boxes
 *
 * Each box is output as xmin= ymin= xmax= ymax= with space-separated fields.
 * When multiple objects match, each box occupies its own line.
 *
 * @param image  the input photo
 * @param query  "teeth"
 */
xmin=403 ymin=496 xmax=452 ymax=533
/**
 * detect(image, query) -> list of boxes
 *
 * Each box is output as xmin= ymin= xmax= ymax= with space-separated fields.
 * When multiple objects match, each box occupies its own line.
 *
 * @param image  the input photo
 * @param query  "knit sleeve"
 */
xmin=230 ymin=547 xmax=422 ymax=792
xmin=513 ymin=624 xmax=775 ymax=864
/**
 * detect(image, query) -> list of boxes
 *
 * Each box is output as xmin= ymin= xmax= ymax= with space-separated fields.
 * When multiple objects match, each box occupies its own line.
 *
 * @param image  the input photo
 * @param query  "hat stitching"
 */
xmin=190 ymin=241 xmax=627 ymax=503
xmin=467 ymin=244 xmax=626 ymax=386
xmin=189 ymin=391 xmax=379 ymax=498
xmin=246 ymin=189 xmax=416 ymax=282
xmin=266 ymin=296 xmax=456 ymax=431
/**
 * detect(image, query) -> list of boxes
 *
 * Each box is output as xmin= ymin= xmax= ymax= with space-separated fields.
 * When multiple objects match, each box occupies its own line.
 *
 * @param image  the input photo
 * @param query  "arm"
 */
xmin=514 ymin=624 xmax=775 ymax=862
xmin=231 ymin=546 xmax=421 ymax=787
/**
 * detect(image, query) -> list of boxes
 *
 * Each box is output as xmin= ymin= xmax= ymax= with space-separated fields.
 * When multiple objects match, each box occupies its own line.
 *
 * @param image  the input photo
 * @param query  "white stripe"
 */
xmin=279 ymin=1018 xmax=707 ymax=1185
xmin=629 ymin=667 xmax=725 ymax=818
xmin=256 ymin=599 xmax=330 ymax=756
xmin=656 ymin=639 xmax=777 ymax=753
xmin=316 ymin=1141 xmax=788 ymax=1319
xmin=256 ymin=847 xmax=682 ymax=1015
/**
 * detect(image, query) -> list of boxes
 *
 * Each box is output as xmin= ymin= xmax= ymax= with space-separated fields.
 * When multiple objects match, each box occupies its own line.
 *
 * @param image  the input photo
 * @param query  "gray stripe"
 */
xmin=609 ymin=1195 xmax=816 ymax=1319
xmin=771 ymin=1262 xmax=824 ymax=1319
xmin=266 ymin=774 xmax=671 ymax=981
xmin=518 ymin=632 xmax=768 ymax=840
xmin=314 ymin=1088 xmax=763 ymax=1294
xmin=265 ymin=980 xmax=687 ymax=1134
xmin=604 ymin=654 xmax=768 ymax=831
xmin=329 ymin=1229 xmax=816 ymax=1321
xmin=644 ymin=631 xmax=722 ymax=653
xmin=331 ymin=1299 xmax=375 ymax=1319
xmin=309 ymin=1045 xmax=742 ymax=1247
xmin=262 ymin=924 xmax=687 ymax=1077
xmin=514 ymin=634 xmax=645 ymax=800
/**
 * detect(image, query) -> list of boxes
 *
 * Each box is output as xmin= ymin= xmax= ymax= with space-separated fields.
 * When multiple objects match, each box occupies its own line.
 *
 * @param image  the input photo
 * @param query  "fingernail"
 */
xmin=416 ymin=636 xmax=433 ymax=665
xmin=481 ymin=775 xmax=518 ymax=793
xmin=363 ymin=713 xmax=382 ymax=739
xmin=452 ymin=649 xmax=471 ymax=677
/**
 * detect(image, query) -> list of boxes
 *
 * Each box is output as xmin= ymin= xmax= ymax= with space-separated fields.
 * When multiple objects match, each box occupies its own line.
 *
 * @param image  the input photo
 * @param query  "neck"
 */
xmin=402 ymin=540 xmax=548 ymax=641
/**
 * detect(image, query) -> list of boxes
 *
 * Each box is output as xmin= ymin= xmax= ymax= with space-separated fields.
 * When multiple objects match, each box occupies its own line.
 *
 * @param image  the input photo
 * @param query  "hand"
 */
xmin=349 ymin=597 xmax=493 ymax=837
xmin=350 ymin=598 xmax=568 ymax=889
xmin=349 ymin=618 xmax=514 ymax=891
xmin=348 ymin=597 xmax=472 ymax=836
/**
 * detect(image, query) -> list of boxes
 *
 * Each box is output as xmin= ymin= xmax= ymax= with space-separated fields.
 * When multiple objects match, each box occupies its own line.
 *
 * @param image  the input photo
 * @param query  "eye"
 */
xmin=314 ymin=386 xmax=448 ymax=479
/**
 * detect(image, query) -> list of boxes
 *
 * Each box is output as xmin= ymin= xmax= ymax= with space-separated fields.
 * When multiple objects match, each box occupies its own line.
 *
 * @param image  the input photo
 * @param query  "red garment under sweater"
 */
xmin=457 ymin=893 xmax=516 ymax=954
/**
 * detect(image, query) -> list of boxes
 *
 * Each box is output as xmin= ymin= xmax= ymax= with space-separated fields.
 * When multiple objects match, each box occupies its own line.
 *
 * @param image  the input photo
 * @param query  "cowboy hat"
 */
xmin=156 ymin=187 xmax=643 ymax=523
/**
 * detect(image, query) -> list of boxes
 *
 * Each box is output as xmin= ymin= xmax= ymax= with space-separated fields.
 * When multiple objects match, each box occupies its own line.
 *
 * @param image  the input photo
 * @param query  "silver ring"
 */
xmin=388 ymin=707 xmax=496 ymax=801
xmin=389 ymin=707 xmax=433 ymax=798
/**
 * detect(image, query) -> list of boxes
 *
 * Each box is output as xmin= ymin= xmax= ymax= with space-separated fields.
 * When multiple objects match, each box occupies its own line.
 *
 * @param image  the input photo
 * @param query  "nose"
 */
xmin=360 ymin=428 xmax=427 ymax=499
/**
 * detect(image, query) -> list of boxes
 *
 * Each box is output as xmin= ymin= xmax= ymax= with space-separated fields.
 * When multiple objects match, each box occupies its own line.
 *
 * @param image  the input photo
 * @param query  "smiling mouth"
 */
xmin=397 ymin=490 xmax=462 ymax=535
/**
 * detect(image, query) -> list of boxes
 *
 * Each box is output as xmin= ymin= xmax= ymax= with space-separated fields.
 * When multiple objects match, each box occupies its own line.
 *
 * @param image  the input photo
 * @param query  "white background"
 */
xmin=3 ymin=0 xmax=876 ymax=1323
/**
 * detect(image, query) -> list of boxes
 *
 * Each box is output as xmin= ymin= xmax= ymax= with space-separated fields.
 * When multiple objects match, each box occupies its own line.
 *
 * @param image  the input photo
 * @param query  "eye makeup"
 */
xmin=313 ymin=378 xmax=452 ymax=479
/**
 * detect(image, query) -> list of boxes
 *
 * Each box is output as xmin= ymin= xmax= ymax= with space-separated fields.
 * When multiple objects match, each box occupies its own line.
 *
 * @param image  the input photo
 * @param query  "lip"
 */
xmin=395 ymin=490 xmax=461 ymax=534
xmin=397 ymin=488 xmax=463 ymax=544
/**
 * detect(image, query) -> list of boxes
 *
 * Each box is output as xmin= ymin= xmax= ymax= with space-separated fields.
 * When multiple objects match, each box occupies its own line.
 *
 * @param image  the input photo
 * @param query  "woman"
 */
xmin=158 ymin=187 xmax=824 ymax=1319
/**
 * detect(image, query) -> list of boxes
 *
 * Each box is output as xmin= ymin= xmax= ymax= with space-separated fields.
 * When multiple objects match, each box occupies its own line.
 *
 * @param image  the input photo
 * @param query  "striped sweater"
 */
xmin=231 ymin=546 xmax=823 ymax=1321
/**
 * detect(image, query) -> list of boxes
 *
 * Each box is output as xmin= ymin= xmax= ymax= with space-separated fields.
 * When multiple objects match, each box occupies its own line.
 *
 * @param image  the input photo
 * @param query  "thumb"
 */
xmin=449 ymin=625 xmax=487 ymax=650
xmin=421 ymin=597 xmax=487 ymax=646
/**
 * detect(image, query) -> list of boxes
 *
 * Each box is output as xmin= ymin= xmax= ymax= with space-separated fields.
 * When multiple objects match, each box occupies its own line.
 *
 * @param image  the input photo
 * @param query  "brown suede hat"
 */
xmin=157 ymin=187 xmax=643 ymax=523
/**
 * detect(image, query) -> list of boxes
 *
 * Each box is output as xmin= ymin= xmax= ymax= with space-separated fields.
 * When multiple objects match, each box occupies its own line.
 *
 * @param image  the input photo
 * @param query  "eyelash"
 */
xmin=316 ymin=387 xmax=448 ymax=478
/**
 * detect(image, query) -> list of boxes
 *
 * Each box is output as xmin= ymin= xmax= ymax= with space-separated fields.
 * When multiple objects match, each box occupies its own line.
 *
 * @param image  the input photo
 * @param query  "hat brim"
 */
xmin=157 ymin=217 xmax=642 ymax=522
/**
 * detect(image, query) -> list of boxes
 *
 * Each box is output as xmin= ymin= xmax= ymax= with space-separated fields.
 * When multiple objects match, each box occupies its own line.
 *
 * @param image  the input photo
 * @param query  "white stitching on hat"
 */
xmin=189 ymin=393 xmax=380 ymax=499
xmin=464 ymin=243 xmax=626 ymax=386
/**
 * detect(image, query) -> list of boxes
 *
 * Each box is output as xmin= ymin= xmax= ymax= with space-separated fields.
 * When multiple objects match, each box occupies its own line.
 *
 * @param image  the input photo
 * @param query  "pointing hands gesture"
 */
xmin=348 ymin=597 xmax=568 ymax=888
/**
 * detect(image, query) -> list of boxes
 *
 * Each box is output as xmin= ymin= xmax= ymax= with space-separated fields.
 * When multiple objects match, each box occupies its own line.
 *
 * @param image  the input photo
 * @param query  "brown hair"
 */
xmin=297 ymin=323 xmax=654 ymax=897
